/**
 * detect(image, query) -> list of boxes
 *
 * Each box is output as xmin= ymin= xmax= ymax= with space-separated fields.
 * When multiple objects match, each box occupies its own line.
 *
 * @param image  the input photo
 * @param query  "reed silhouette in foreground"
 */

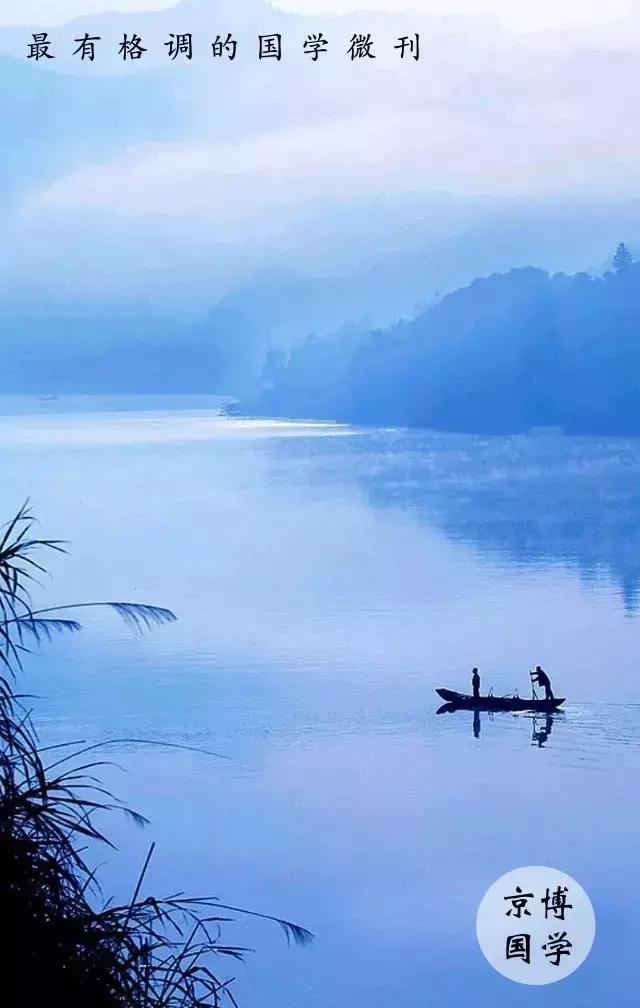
xmin=0 ymin=503 xmax=312 ymax=1007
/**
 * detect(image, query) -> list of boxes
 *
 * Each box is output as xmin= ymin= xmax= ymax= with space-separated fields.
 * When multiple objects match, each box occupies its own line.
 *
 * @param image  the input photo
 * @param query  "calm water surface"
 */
xmin=2 ymin=397 xmax=639 ymax=1006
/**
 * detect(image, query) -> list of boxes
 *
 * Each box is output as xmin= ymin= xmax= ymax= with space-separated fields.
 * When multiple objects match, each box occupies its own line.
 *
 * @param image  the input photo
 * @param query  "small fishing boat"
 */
xmin=435 ymin=688 xmax=565 ymax=713
xmin=220 ymin=400 xmax=245 ymax=416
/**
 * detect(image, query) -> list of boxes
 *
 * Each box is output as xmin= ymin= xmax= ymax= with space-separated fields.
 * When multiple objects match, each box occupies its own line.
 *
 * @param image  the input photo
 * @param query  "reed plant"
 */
xmin=0 ymin=503 xmax=312 ymax=1006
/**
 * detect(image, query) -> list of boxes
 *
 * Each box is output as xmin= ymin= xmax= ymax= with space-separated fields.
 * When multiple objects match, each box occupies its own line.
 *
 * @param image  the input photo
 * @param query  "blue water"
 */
xmin=2 ymin=396 xmax=639 ymax=1006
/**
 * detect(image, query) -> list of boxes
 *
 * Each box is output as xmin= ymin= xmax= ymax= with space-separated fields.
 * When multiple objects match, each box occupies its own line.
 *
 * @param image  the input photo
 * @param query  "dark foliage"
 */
xmin=0 ymin=504 xmax=312 ymax=1006
xmin=253 ymin=246 xmax=640 ymax=435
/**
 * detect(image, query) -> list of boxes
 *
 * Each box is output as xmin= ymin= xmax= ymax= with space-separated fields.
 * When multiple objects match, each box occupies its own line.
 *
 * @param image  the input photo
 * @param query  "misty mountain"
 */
xmin=4 ymin=0 xmax=640 ymax=310
xmin=2 ymin=250 xmax=438 ymax=395
xmin=252 ymin=249 xmax=640 ymax=436
xmin=0 ymin=53 xmax=188 ymax=210
xmin=0 ymin=266 xmax=398 ymax=394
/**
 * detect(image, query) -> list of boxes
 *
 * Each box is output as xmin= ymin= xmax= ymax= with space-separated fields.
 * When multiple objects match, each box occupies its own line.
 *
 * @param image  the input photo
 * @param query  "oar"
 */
xmin=530 ymin=669 xmax=538 ymax=700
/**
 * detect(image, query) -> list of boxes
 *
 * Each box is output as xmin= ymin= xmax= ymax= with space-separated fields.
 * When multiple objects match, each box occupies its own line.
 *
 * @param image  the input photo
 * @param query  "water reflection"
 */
xmin=437 ymin=703 xmax=564 ymax=748
xmin=3 ymin=404 xmax=640 ymax=1007
xmin=261 ymin=428 xmax=640 ymax=615
xmin=531 ymin=712 xmax=554 ymax=748
xmin=359 ymin=431 xmax=640 ymax=615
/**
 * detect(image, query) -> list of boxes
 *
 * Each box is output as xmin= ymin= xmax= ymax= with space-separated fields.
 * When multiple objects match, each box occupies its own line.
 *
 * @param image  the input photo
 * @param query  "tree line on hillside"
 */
xmin=251 ymin=245 xmax=640 ymax=435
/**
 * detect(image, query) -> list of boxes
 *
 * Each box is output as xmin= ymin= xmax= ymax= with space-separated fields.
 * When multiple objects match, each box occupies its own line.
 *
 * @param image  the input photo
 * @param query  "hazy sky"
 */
xmin=281 ymin=0 xmax=637 ymax=31
xmin=0 ymin=0 xmax=176 ymax=26
xmin=2 ymin=0 xmax=638 ymax=31
xmin=2 ymin=0 xmax=640 ymax=310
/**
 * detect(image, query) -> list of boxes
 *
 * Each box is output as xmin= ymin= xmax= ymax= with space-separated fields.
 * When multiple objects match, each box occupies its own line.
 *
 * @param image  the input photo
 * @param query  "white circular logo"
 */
xmin=476 ymin=866 xmax=595 ymax=985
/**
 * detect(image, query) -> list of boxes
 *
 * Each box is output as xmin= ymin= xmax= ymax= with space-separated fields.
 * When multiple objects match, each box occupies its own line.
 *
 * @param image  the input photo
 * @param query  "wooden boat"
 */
xmin=435 ymin=688 xmax=565 ymax=712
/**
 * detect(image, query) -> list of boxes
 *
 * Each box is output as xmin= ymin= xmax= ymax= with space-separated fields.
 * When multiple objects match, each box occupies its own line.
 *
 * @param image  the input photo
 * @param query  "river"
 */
xmin=1 ymin=395 xmax=638 ymax=1006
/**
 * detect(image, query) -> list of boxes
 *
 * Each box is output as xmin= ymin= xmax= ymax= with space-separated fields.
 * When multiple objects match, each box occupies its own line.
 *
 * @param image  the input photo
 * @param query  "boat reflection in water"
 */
xmin=438 ymin=703 xmax=563 ymax=747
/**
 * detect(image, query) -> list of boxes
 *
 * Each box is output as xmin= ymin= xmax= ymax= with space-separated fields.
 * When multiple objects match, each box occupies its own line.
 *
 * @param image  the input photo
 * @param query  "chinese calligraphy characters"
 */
xmin=27 ymin=33 xmax=54 ymax=60
xmin=477 ymin=867 xmax=595 ymax=986
xmin=165 ymin=33 xmax=193 ymax=61
xmin=504 ymin=881 xmax=575 ymax=969
xmin=212 ymin=34 xmax=237 ymax=60
xmin=303 ymin=33 xmax=328 ymax=61
xmin=72 ymin=33 xmax=100 ymax=61
xmin=119 ymin=34 xmax=146 ymax=61
xmin=258 ymin=34 xmax=282 ymax=60
xmin=504 ymin=886 xmax=533 ymax=918
xmin=26 ymin=30 xmax=422 ymax=65
xmin=541 ymin=886 xmax=573 ymax=920
xmin=542 ymin=932 xmax=573 ymax=966
xmin=505 ymin=933 xmax=530 ymax=964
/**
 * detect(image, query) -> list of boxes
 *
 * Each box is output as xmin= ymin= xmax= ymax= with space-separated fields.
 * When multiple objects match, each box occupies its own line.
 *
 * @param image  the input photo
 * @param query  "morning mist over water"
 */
xmin=4 ymin=0 xmax=640 ymax=1002
xmin=2 ymin=401 xmax=640 ymax=1003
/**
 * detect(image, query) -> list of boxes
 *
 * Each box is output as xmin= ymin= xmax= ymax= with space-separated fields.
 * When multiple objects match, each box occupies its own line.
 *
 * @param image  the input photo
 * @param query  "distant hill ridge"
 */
xmin=252 ymin=247 xmax=640 ymax=436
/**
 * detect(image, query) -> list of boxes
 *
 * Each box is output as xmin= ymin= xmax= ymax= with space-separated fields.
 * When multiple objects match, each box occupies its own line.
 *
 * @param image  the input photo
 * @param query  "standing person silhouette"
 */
xmin=471 ymin=667 xmax=480 ymax=699
xmin=532 ymin=665 xmax=554 ymax=700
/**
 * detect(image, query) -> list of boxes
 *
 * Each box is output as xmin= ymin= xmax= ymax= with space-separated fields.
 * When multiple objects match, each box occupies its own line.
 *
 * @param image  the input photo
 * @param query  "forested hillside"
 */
xmin=254 ymin=246 xmax=640 ymax=435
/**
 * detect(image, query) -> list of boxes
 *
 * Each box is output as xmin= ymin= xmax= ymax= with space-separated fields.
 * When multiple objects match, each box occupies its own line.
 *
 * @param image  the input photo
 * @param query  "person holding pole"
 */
xmin=531 ymin=665 xmax=554 ymax=701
